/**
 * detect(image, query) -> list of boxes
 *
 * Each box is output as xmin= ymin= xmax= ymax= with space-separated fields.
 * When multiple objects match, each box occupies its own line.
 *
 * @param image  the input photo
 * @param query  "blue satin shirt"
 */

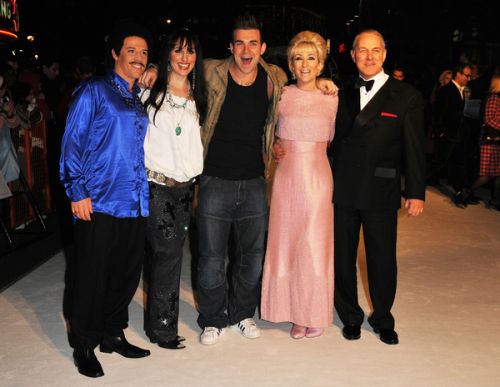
xmin=60 ymin=71 xmax=149 ymax=218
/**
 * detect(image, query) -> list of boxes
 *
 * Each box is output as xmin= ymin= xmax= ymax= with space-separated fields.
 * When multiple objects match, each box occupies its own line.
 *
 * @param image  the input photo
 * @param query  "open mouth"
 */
xmin=241 ymin=57 xmax=253 ymax=65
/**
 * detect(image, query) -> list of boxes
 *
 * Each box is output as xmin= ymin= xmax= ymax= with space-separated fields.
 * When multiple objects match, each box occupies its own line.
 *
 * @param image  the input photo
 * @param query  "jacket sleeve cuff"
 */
xmin=66 ymin=184 xmax=89 ymax=202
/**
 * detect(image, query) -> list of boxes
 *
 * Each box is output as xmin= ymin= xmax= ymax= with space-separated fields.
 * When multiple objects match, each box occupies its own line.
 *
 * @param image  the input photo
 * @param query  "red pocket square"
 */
xmin=381 ymin=112 xmax=398 ymax=118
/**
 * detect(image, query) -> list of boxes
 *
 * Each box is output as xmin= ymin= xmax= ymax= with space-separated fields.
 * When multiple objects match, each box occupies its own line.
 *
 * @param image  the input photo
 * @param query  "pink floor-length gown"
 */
xmin=261 ymin=84 xmax=338 ymax=328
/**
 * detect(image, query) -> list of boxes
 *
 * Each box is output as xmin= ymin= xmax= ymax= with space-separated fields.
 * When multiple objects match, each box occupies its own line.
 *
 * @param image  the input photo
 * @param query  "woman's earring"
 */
xmin=167 ymin=62 xmax=172 ymax=72
xmin=191 ymin=67 xmax=196 ymax=91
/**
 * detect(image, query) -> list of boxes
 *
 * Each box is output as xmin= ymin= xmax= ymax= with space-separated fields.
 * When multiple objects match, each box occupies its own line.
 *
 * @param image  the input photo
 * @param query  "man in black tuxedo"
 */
xmin=331 ymin=29 xmax=426 ymax=345
xmin=426 ymin=63 xmax=474 ymax=207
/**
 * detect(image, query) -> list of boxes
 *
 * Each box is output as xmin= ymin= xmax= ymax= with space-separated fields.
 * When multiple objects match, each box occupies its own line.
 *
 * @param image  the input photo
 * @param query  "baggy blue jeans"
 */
xmin=196 ymin=175 xmax=268 ymax=328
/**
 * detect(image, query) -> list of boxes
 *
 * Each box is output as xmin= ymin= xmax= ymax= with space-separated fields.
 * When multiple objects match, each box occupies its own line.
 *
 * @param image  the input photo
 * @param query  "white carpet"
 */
xmin=1 ymin=187 xmax=499 ymax=386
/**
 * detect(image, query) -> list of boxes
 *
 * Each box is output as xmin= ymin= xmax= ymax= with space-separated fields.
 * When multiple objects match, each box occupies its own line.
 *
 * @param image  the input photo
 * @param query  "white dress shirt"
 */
xmin=451 ymin=80 xmax=464 ymax=99
xmin=359 ymin=71 xmax=390 ymax=110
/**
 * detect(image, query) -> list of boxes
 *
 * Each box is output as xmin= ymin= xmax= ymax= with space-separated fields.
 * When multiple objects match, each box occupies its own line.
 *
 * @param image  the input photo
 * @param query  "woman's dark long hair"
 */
xmin=144 ymin=28 xmax=207 ymax=126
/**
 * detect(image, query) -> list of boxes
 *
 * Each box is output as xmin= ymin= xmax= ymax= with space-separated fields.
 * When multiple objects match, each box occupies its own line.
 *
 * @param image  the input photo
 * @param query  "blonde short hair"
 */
xmin=489 ymin=74 xmax=500 ymax=94
xmin=438 ymin=70 xmax=453 ymax=86
xmin=287 ymin=31 xmax=327 ymax=75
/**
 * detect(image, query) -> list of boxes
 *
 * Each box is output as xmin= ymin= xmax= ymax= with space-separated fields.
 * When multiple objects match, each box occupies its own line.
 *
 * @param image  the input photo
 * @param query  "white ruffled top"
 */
xmin=141 ymin=89 xmax=203 ymax=183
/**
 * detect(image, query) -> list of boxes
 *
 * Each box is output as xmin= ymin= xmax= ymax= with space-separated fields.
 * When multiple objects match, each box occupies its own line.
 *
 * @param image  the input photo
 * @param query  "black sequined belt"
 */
xmin=146 ymin=169 xmax=194 ymax=188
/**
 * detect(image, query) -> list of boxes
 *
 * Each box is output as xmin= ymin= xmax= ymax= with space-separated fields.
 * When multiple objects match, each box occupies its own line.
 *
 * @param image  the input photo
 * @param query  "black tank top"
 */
xmin=204 ymin=65 xmax=269 ymax=180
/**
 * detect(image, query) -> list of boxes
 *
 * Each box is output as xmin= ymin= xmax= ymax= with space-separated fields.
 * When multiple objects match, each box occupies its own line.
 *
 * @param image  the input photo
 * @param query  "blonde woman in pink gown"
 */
xmin=261 ymin=31 xmax=338 ymax=339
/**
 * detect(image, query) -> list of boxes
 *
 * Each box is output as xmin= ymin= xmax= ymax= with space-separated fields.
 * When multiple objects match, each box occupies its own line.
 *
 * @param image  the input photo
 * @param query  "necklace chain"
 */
xmin=234 ymin=78 xmax=255 ymax=86
xmin=231 ymin=68 xmax=257 ymax=86
xmin=165 ymin=87 xmax=191 ymax=136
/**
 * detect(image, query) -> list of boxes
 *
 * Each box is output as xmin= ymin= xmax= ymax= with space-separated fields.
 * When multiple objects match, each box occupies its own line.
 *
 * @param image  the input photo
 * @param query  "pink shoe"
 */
xmin=305 ymin=327 xmax=324 ymax=338
xmin=290 ymin=324 xmax=307 ymax=339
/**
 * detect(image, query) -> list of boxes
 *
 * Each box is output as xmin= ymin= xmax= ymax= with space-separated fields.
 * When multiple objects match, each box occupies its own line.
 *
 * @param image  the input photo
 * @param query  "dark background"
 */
xmin=1 ymin=0 xmax=498 ymax=98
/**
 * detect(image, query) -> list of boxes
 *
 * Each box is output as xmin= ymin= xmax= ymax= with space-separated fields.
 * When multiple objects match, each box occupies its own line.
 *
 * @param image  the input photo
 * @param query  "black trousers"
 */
xmin=70 ymin=212 xmax=146 ymax=348
xmin=426 ymin=137 xmax=458 ymax=186
xmin=334 ymin=204 xmax=398 ymax=330
xmin=427 ymin=122 xmax=479 ymax=191
xmin=144 ymin=182 xmax=193 ymax=342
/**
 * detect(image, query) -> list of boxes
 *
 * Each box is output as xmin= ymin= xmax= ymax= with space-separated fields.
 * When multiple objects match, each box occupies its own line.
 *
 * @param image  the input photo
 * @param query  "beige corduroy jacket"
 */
xmin=201 ymin=56 xmax=287 ymax=178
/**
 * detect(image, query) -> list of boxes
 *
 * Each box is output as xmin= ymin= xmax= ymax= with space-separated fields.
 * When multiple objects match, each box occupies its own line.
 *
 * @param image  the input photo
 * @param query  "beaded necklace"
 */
xmin=165 ymin=87 xmax=192 ymax=136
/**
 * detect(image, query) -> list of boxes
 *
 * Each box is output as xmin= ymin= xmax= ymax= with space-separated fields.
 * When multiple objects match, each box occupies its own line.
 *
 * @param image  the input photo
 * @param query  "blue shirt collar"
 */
xmin=108 ymin=70 xmax=140 ymax=97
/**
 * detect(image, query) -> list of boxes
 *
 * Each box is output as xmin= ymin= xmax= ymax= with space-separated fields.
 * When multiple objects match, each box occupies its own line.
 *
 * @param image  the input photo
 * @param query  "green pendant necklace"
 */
xmin=166 ymin=88 xmax=191 ymax=136
xmin=174 ymin=108 xmax=185 ymax=136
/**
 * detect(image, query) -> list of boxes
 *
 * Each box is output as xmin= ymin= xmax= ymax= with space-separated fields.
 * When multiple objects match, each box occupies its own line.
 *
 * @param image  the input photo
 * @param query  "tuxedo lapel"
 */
xmin=346 ymin=85 xmax=360 ymax=119
xmin=354 ymin=80 xmax=393 ymax=130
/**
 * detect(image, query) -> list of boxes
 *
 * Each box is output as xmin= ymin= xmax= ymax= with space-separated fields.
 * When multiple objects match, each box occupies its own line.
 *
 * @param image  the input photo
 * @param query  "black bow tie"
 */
xmin=355 ymin=77 xmax=375 ymax=92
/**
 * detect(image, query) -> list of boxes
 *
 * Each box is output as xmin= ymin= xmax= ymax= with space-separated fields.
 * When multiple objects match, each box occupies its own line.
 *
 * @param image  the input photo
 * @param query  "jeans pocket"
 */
xmin=198 ymin=174 xmax=213 ymax=189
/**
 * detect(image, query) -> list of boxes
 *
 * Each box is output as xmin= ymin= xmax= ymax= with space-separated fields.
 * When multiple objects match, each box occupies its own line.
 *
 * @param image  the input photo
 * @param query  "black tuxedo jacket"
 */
xmin=330 ymin=77 xmax=426 ymax=210
xmin=432 ymin=81 xmax=465 ymax=142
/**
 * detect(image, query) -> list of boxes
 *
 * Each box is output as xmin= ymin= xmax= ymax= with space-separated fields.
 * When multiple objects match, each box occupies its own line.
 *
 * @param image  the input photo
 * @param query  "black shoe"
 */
xmin=342 ymin=325 xmax=361 ymax=340
xmin=487 ymin=200 xmax=500 ymax=211
xmin=466 ymin=193 xmax=480 ymax=205
xmin=73 ymin=347 xmax=104 ymax=378
xmin=150 ymin=335 xmax=186 ymax=349
xmin=177 ymin=335 xmax=186 ymax=342
xmin=150 ymin=335 xmax=185 ymax=343
xmin=373 ymin=327 xmax=399 ymax=345
xmin=453 ymin=191 xmax=467 ymax=209
xmin=157 ymin=338 xmax=186 ymax=350
xmin=100 ymin=334 xmax=151 ymax=358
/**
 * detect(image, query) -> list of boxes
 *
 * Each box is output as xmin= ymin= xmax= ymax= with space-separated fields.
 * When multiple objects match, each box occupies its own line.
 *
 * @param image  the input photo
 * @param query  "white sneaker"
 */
xmin=200 ymin=327 xmax=224 ymax=345
xmin=231 ymin=318 xmax=261 ymax=339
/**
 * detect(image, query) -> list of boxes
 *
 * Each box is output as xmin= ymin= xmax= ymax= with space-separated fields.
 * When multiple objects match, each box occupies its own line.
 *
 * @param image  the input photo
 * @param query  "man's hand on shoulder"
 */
xmin=316 ymin=78 xmax=339 ymax=96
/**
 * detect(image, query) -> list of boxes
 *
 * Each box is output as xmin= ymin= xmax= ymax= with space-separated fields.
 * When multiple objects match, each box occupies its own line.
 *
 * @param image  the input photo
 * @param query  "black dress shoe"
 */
xmin=373 ymin=327 xmax=399 ymax=345
xmin=487 ymin=200 xmax=500 ymax=211
xmin=100 ymin=334 xmax=151 ymax=358
xmin=466 ymin=193 xmax=480 ymax=205
xmin=342 ymin=325 xmax=361 ymax=340
xmin=453 ymin=191 xmax=467 ymax=209
xmin=73 ymin=347 xmax=104 ymax=378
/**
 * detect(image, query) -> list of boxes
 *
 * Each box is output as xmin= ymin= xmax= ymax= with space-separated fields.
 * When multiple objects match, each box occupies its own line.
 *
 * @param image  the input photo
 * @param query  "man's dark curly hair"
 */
xmin=105 ymin=22 xmax=153 ymax=68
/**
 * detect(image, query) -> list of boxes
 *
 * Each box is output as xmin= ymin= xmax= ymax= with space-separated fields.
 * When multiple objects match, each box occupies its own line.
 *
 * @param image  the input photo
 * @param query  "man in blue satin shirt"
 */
xmin=60 ymin=23 xmax=152 ymax=378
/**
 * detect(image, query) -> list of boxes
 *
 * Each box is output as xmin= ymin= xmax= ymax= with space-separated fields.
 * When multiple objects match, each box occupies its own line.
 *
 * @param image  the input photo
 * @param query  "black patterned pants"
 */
xmin=145 ymin=181 xmax=193 ymax=342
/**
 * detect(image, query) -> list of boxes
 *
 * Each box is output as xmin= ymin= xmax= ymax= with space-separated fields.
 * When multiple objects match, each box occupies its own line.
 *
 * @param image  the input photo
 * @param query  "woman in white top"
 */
xmin=142 ymin=28 xmax=206 ymax=350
